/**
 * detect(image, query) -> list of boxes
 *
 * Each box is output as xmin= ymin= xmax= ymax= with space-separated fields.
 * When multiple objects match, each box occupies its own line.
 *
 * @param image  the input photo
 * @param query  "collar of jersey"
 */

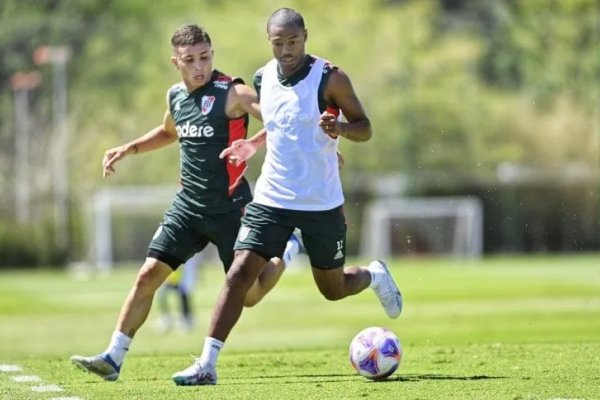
xmin=276 ymin=55 xmax=314 ymax=87
xmin=186 ymin=70 xmax=218 ymax=96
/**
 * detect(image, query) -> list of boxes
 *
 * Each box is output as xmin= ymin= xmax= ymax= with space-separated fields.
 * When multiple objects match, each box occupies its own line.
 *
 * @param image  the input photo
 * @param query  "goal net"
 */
xmin=88 ymin=185 xmax=179 ymax=273
xmin=360 ymin=197 xmax=483 ymax=259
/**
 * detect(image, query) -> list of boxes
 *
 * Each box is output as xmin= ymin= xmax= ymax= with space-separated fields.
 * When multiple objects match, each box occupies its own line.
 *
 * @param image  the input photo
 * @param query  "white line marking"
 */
xmin=0 ymin=364 xmax=23 ymax=372
xmin=31 ymin=384 xmax=64 ymax=392
xmin=51 ymin=398 xmax=83 ymax=400
xmin=2 ymin=363 xmax=81 ymax=399
xmin=11 ymin=375 xmax=42 ymax=382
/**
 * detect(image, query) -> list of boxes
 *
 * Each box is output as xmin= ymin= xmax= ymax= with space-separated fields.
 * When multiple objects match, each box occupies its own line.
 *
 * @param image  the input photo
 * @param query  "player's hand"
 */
xmin=102 ymin=145 xmax=129 ymax=177
xmin=219 ymin=139 xmax=257 ymax=167
xmin=319 ymin=111 xmax=340 ymax=139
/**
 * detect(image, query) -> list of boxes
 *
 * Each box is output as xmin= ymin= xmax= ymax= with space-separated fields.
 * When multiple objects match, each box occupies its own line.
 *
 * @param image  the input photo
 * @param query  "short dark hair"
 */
xmin=266 ymin=8 xmax=305 ymax=33
xmin=171 ymin=24 xmax=212 ymax=47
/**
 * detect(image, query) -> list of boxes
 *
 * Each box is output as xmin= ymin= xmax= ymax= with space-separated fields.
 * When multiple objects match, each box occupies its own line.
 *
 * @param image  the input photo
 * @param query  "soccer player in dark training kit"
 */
xmin=70 ymin=23 xmax=302 ymax=382
xmin=171 ymin=8 xmax=403 ymax=386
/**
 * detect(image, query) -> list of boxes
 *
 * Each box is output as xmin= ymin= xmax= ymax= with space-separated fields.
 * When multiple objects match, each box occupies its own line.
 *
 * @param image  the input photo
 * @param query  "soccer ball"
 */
xmin=349 ymin=326 xmax=402 ymax=380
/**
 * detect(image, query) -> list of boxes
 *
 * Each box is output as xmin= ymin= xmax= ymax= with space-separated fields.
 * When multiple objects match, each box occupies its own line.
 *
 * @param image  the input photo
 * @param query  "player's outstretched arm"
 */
xmin=227 ymin=82 xmax=262 ymax=121
xmin=219 ymin=82 xmax=266 ymax=167
xmin=102 ymin=110 xmax=178 ymax=177
xmin=219 ymin=128 xmax=266 ymax=167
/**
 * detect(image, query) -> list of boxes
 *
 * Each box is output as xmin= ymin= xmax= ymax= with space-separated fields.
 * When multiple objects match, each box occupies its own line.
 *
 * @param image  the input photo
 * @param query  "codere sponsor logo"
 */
xmin=176 ymin=121 xmax=215 ymax=138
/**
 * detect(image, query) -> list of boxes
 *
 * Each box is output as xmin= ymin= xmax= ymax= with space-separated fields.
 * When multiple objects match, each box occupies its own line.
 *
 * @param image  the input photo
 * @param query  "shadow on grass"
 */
xmin=223 ymin=373 xmax=507 ymax=385
xmin=389 ymin=373 xmax=508 ymax=383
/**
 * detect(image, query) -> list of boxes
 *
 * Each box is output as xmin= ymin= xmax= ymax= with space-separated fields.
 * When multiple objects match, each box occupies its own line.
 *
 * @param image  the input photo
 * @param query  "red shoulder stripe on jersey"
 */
xmin=227 ymin=117 xmax=248 ymax=195
xmin=214 ymin=71 xmax=245 ymax=85
xmin=214 ymin=71 xmax=232 ymax=82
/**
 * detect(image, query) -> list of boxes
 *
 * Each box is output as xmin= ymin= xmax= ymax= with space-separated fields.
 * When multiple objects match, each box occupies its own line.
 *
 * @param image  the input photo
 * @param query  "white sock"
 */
xmin=198 ymin=337 xmax=224 ymax=366
xmin=105 ymin=331 xmax=132 ymax=366
xmin=368 ymin=265 xmax=380 ymax=289
xmin=282 ymin=238 xmax=300 ymax=266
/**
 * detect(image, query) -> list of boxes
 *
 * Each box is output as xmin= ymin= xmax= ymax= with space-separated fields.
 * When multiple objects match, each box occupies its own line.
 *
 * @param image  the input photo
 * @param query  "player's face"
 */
xmin=171 ymin=42 xmax=213 ymax=91
xmin=268 ymin=24 xmax=307 ymax=77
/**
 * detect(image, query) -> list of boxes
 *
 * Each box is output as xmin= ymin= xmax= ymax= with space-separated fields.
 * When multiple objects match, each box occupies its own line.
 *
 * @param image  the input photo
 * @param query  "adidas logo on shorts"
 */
xmin=333 ymin=249 xmax=344 ymax=260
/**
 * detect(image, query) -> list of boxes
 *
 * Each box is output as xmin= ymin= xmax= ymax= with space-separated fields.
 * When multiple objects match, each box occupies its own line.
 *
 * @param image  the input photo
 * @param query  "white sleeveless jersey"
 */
xmin=254 ymin=57 xmax=344 ymax=211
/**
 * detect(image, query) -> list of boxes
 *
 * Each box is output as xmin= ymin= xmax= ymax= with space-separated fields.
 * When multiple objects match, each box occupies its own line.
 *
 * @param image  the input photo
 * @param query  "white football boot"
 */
xmin=70 ymin=353 xmax=120 ymax=381
xmin=172 ymin=359 xmax=217 ymax=386
xmin=368 ymin=260 xmax=403 ymax=319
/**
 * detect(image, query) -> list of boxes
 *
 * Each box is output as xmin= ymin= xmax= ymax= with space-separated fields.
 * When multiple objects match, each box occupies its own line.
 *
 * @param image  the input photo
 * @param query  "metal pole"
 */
xmin=35 ymin=46 xmax=71 ymax=257
xmin=11 ymin=72 xmax=41 ymax=224
xmin=52 ymin=53 xmax=70 ymax=254
xmin=14 ymin=89 xmax=30 ymax=223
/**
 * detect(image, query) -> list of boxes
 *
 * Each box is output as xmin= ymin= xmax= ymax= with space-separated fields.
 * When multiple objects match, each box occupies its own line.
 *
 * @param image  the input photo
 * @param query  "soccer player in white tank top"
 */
xmin=172 ymin=8 xmax=403 ymax=386
xmin=253 ymin=55 xmax=343 ymax=210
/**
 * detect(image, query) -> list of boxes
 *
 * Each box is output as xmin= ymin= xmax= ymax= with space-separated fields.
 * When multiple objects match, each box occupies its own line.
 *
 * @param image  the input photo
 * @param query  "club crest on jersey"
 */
xmin=201 ymin=95 xmax=216 ymax=115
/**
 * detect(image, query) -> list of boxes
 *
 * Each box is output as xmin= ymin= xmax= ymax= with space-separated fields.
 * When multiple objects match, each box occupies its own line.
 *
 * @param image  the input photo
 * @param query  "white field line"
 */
xmin=51 ymin=398 xmax=83 ymax=400
xmin=31 ymin=384 xmax=64 ymax=392
xmin=11 ymin=375 xmax=42 ymax=382
xmin=0 ymin=364 xmax=23 ymax=372
xmin=1 ymin=362 xmax=82 ymax=399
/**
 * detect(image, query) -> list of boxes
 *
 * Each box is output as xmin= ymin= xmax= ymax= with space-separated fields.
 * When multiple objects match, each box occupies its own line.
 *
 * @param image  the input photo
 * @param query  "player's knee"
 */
xmin=313 ymin=269 xmax=346 ymax=301
xmin=244 ymin=282 xmax=265 ymax=307
xmin=225 ymin=251 xmax=265 ymax=290
xmin=225 ymin=265 xmax=250 ymax=287
xmin=134 ymin=271 xmax=155 ymax=294
xmin=243 ymin=294 xmax=260 ymax=308
xmin=135 ymin=262 xmax=167 ymax=293
xmin=319 ymin=287 xmax=345 ymax=301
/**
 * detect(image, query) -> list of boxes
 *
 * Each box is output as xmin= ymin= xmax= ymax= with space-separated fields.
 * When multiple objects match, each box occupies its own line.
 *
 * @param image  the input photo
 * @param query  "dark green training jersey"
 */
xmin=168 ymin=70 xmax=252 ymax=214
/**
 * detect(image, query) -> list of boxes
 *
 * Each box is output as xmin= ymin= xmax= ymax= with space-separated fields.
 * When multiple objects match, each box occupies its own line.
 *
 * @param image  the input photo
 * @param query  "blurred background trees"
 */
xmin=1 ymin=0 xmax=599 ymax=266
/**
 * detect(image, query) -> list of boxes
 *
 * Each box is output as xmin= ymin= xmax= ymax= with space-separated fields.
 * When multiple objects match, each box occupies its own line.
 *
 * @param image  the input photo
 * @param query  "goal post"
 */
xmin=360 ymin=197 xmax=484 ymax=259
xmin=88 ymin=185 xmax=179 ymax=273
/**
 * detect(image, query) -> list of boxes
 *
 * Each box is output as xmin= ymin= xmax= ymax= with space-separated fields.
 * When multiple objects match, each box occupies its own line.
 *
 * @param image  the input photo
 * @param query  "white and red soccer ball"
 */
xmin=349 ymin=326 xmax=402 ymax=380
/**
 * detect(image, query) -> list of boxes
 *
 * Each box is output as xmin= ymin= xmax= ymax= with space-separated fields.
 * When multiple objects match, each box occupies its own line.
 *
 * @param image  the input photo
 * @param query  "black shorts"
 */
xmin=234 ymin=202 xmax=346 ymax=269
xmin=148 ymin=206 xmax=242 ymax=271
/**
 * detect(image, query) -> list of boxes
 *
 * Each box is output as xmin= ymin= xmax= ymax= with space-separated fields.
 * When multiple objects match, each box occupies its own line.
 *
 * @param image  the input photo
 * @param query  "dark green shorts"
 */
xmin=148 ymin=206 xmax=242 ymax=271
xmin=234 ymin=202 xmax=346 ymax=269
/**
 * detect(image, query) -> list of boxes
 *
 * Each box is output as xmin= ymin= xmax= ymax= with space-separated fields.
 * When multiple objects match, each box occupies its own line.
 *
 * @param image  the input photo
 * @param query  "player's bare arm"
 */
xmin=220 ymin=83 xmax=266 ymax=166
xmin=102 ymin=109 xmax=178 ymax=177
xmin=320 ymin=69 xmax=372 ymax=142
xmin=219 ymin=128 xmax=266 ymax=167
xmin=226 ymin=82 xmax=262 ymax=121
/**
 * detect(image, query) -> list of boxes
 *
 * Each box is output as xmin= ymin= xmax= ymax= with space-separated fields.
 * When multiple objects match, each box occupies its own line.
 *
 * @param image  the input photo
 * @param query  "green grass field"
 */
xmin=1 ymin=255 xmax=599 ymax=399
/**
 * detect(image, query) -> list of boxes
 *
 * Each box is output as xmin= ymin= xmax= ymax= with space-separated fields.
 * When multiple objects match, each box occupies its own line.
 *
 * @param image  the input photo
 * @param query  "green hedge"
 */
xmin=0 ymin=220 xmax=64 ymax=268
